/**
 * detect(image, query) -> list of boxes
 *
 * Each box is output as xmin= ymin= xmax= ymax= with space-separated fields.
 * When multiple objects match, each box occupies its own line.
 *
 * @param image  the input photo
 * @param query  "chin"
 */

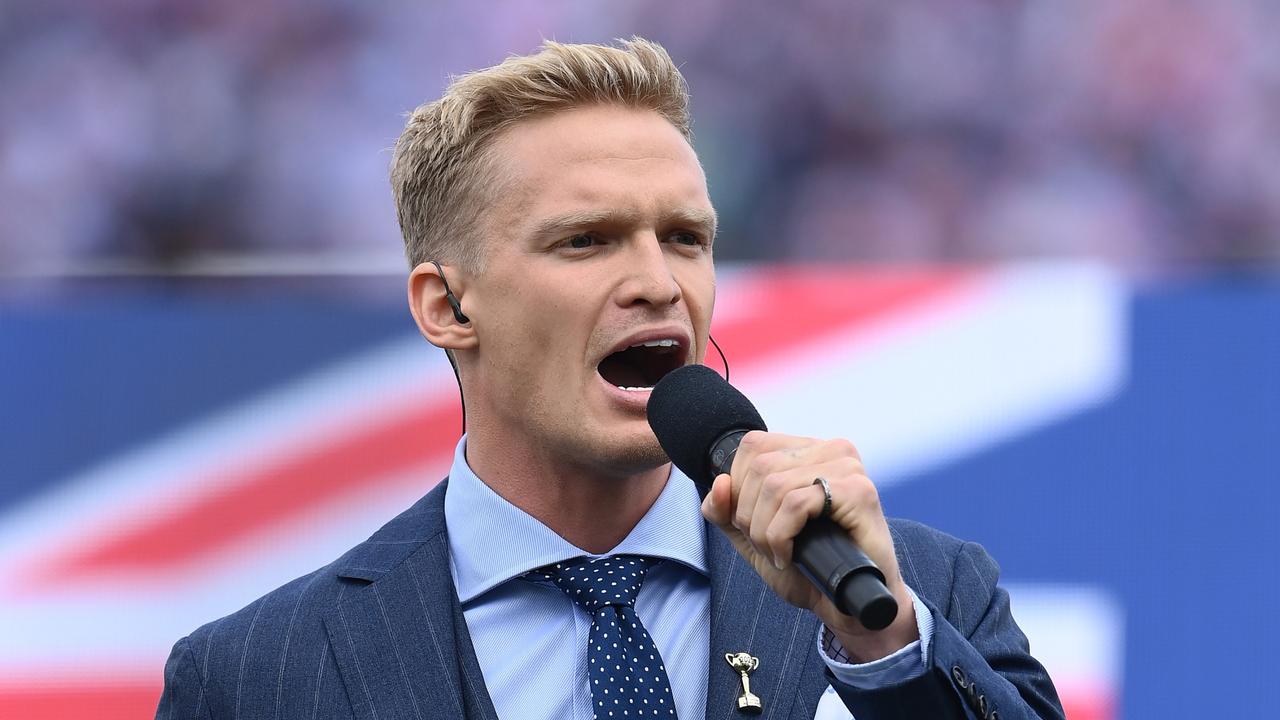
xmin=585 ymin=429 xmax=672 ymax=478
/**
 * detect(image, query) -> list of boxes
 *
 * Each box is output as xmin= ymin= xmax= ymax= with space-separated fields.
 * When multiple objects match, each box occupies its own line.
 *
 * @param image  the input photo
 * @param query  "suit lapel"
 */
xmin=705 ymin=525 xmax=829 ymax=720
xmin=320 ymin=481 xmax=832 ymax=720
xmin=322 ymin=481 xmax=499 ymax=720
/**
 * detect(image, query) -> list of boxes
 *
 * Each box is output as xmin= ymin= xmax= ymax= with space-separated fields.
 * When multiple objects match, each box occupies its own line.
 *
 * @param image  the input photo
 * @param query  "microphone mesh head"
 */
xmin=647 ymin=364 xmax=767 ymax=485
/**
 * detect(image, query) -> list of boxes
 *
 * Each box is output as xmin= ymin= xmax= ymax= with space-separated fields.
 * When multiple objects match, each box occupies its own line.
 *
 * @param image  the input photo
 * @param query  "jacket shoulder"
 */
xmin=162 ymin=561 xmax=352 ymax=719
xmin=886 ymin=517 xmax=993 ymax=617
xmin=162 ymin=481 xmax=450 ymax=717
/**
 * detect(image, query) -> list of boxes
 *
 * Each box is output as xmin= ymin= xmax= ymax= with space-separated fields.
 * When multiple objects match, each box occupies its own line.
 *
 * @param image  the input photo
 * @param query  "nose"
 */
xmin=616 ymin=235 xmax=682 ymax=309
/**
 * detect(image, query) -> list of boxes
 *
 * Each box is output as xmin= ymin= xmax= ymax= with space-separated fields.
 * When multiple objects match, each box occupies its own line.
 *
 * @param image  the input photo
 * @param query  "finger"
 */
xmin=702 ymin=473 xmax=764 ymax=567
xmin=748 ymin=457 xmax=860 ymax=564
xmin=763 ymin=483 xmax=828 ymax=570
xmin=753 ymin=459 xmax=856 ymax=568
xmin=729 ymin=432 xmax=819 ymax=533
xmin=700 ymin=473 xmax=735 ymax=530
xmin=728 ymin=430 xmax=814 ymax=476
xmin=732 ymin=438 xmax=862 ymax=534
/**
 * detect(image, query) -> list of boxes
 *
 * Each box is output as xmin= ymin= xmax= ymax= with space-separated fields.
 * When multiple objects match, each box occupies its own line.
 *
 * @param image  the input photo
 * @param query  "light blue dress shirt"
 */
xmin=443 ymin=437 xmax=934 ymax=720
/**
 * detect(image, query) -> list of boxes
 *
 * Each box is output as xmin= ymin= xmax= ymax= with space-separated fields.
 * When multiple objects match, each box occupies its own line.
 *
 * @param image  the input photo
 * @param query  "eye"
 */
xmin=668 ymin=231 xmax=707 ymax=247
xmin=566 ymin=234 xmax=596 ymax=249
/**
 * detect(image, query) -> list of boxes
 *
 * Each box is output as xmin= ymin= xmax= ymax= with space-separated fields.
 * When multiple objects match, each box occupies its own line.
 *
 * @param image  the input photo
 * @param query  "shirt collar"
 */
xmin=443 ymin=435 xmax=709 ymax=604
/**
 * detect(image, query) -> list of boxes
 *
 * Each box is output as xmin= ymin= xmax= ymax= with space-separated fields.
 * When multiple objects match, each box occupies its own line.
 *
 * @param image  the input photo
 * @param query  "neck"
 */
xmin=462 ymin=431 xmax=670 ymax=554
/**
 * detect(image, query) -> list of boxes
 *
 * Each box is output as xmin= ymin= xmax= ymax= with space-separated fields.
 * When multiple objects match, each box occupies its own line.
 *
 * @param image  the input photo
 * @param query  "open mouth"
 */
xmin=597 ymin=338 xmax=687 ymax=391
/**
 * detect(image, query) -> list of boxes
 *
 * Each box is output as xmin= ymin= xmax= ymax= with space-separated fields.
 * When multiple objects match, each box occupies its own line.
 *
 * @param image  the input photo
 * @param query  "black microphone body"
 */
xmin=649 ymin=366 xmax=899 ymax=631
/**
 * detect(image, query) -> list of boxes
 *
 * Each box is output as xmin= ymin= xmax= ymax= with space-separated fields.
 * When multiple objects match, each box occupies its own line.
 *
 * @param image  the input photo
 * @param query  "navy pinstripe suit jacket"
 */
xmin=156 ymin=479 xmax=1063 ymax=719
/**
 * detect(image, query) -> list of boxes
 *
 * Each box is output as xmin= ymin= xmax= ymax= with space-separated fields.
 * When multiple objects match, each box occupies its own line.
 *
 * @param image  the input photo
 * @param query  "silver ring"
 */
xmin=812 ymin=477 xmax=832 ymax=518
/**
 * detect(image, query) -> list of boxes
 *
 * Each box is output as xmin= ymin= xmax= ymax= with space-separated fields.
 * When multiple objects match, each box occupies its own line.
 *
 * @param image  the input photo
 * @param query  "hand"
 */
xmin=700 ymin=431 xmax=918 ymax=663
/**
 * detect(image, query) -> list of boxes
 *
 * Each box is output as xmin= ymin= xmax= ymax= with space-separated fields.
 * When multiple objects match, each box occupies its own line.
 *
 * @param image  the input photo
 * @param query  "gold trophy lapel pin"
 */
xmin=724 ymin=652 xmax=762 ymax=714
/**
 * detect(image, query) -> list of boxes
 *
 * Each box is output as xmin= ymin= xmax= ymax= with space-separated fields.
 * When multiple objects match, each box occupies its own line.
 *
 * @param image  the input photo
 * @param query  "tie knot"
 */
xmin=535 ymin=555 xmax=653 ymax=612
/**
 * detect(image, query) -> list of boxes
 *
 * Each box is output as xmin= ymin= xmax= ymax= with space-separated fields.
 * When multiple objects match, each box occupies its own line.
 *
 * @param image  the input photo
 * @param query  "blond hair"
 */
xmin=390 ymin=37 xmax=692 ymax=270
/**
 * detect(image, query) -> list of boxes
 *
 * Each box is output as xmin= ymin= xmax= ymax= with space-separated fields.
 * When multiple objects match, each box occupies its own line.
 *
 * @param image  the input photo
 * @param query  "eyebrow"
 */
xmin=528 ymin=207 xmax=719 ymax=241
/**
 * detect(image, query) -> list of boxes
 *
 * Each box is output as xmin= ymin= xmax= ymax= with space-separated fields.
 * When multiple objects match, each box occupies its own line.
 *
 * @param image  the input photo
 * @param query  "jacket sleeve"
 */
xmin=828 ymin=541 xmax=1065 ymax=720
xmin=155 ymin=636 xmax=215 ymax=720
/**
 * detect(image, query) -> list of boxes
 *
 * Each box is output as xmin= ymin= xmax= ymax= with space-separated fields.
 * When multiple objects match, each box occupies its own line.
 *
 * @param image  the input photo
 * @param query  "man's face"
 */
xmin=462 ymin=104 xmax=716 ymax=477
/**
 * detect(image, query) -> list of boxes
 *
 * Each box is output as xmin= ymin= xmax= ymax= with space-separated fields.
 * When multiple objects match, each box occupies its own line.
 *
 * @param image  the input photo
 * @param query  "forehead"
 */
xmin=483 ymin=105 xmax=714 ymax=239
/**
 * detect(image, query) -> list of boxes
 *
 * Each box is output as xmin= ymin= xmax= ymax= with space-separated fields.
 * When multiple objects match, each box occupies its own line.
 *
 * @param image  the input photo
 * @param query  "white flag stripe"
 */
xmin=740 ymin=262 xmax=1125 ymax=483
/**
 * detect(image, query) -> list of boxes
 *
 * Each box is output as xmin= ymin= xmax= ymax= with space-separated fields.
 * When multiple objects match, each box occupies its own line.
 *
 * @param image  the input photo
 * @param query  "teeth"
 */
xmin=617 ymin=386 xmax=653 ymax=392
xmin=629 ymin=338 xmax=680 ymax=348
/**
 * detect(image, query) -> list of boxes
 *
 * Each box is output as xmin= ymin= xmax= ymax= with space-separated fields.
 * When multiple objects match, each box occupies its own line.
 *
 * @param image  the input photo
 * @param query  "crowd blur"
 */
xmin=2 ymin=0 xmax=1278 ymax=274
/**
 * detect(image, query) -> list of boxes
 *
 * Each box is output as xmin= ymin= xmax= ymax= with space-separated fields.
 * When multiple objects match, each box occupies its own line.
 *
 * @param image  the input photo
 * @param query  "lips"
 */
xmin=596 ymin=329 xmax=691 ymax=391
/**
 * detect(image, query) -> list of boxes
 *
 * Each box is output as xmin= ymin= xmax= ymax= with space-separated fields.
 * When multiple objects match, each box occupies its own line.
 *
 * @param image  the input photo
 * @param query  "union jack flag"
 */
xmin=0 ymin=264 xmax=1128 ymax=718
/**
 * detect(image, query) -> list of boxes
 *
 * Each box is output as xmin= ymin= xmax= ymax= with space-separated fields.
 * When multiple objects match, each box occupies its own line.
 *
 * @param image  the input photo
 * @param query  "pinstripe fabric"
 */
xmin=703 ymin=521 xmax=830 ymax=720
xmin=824 ymin=527 xmax=1065 ymax=720
xmin=156 ymin=472 xmax=1062 ymax=720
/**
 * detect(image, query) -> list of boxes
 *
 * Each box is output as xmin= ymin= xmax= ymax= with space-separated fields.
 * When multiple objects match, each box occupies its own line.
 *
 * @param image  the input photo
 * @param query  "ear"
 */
xmin=408 ymin=262 xmax=477 ymax=351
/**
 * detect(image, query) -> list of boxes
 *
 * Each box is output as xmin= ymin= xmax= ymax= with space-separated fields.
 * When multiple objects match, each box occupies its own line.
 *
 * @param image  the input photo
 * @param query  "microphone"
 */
xmin=648 ymin=364 xmax=899 ymax=631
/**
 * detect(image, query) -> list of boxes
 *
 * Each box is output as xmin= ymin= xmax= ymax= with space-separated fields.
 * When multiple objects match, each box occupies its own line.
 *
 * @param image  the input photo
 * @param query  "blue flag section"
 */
xmin=889 ymin=278 xmax=1280 ymax=719
xmin=0 ymin=265 xmax=1276 ymax=719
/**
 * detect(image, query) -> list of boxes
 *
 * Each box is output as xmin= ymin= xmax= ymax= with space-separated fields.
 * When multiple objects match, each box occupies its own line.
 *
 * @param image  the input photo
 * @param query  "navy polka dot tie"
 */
xmin=535 ymin=555 xmax=678 ymax=719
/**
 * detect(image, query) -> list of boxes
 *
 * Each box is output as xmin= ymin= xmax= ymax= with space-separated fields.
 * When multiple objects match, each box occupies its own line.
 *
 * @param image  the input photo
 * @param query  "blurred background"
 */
xmin=1 ymin=1 xmax=1278 ymax=718
xmin=5 ymin=0 xmax=1280 ymax=273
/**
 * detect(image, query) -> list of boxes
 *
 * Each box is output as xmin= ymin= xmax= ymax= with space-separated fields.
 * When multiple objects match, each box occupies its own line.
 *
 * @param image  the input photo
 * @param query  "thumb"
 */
xmin=701 ymin=473 xmax=734 ymax=528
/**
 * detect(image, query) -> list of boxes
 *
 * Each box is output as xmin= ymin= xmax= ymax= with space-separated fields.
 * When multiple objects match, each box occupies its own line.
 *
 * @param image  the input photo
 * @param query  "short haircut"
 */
xmin=390 ymin=37 xmax=692 ymax=270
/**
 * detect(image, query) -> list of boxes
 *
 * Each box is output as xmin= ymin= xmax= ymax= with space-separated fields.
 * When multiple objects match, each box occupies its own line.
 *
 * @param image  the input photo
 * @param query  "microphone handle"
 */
xmin=793 ymin=516 xmax=898 ymax=630
xmin=708 ymin=431 xmax=899 ymax=631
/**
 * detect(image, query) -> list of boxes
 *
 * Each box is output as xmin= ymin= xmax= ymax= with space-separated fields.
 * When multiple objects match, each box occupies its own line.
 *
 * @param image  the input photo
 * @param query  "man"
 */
xmin=157 ymin=38 xmax=1063 ymax=719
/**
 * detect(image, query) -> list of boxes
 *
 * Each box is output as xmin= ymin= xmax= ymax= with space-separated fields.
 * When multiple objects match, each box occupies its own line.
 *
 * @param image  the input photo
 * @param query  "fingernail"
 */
xmin=772 ymin=555 xmax=785 ymax=570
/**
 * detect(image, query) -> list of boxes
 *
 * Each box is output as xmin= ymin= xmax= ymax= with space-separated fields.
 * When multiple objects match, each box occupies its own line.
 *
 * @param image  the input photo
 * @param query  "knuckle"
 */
xmin=753 ymin=451 xmax=783 ymax=474
xmin=764 ymin=525 xmax=789 ymax=547
xmin=781 ymin=490 xmax=809 ymax=513
xmin=829 ymin=438 xmax=859 ymax=457
xmin=837 ymin=455 xmax=863 ymax=475
xmin=849 ymin=476 xmax=881 ymax=507
xmin=760 ymin=472 xmax=787 ymax=499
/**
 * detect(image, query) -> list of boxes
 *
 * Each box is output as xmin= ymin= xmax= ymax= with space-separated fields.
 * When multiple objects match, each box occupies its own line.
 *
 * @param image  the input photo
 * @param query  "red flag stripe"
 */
xmin=708 ymin=267 xmax=978 ymax=366
xmin=26 ymin=400 xmax=460 ymax=586
xmin=0 ymin=682 xmax=161 ymax=720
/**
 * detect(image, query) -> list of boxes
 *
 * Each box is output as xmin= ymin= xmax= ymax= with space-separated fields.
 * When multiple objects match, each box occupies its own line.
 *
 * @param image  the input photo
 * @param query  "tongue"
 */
xmin=598 ymin=352 xmax=651 ymax=388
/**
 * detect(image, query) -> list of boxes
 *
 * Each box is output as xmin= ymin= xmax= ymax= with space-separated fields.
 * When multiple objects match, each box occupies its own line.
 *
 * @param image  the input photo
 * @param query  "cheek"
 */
xmin=680 ymin=267 xmax=716 ymax=320
xmin=489 ymin=286 xmax=592 ymax=377
xmin=683 ymin=270 xmax=716 ymax=363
